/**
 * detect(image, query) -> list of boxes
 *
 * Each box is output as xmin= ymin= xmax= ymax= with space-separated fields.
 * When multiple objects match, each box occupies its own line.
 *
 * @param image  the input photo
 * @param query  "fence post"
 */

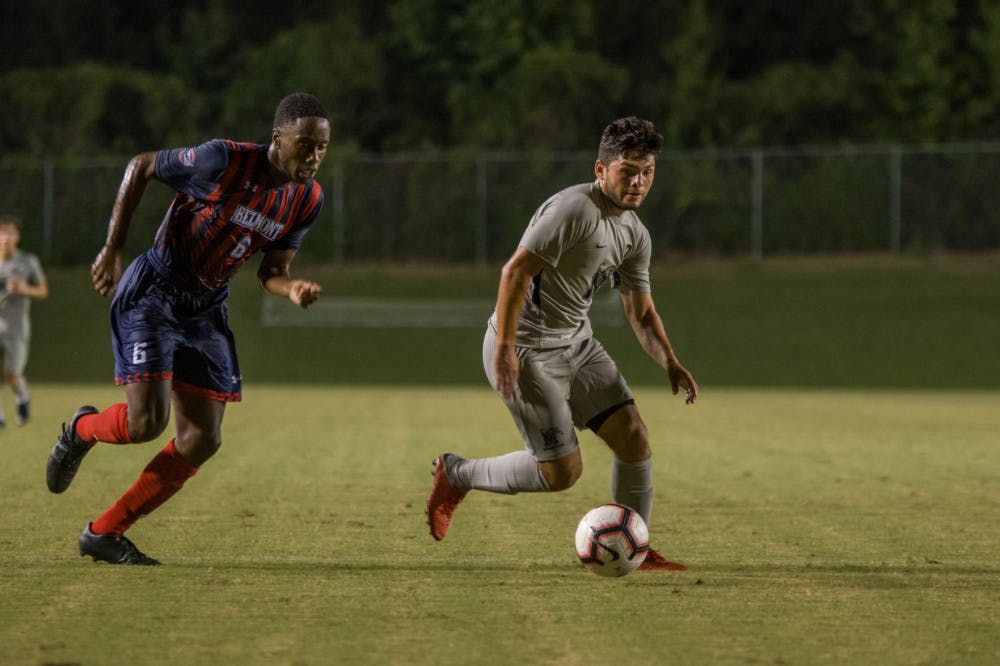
xmin=889 ymin=145 xmax=902 ymax=254
xmin=751 ymin=150 xmax=764 ymax=260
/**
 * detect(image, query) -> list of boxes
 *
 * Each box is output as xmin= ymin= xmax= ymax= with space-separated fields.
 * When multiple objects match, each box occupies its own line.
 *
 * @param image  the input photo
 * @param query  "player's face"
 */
xmin=272 ymin=116 xmax=331 ymax=184
xmin=595 ymin=150 xmax=656 ymax=212
xmin=0 ymin=224 xmax=19 ymax=252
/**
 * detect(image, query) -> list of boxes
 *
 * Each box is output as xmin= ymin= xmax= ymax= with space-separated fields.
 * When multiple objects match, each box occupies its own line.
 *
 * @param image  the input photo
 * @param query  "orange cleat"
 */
xmin=426 ymin=455 xmax=467 ymax=541
xmin=638 ymin=547 xmax=688 ymax=571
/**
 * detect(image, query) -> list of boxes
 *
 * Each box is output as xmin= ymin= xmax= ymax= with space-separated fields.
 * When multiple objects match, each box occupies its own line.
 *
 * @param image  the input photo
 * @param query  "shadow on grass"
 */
xmin=149 ymin=559 xmax=1000 ymax=584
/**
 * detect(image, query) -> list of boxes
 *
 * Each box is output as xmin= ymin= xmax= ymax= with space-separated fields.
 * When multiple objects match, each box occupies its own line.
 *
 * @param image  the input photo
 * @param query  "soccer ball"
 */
xmin=574 ymin=503 xmax=649 ymax=577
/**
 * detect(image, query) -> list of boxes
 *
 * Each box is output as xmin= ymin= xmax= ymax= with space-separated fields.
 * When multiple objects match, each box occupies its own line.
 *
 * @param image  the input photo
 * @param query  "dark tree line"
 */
xmin=2 ymin=0 xmax=999 ymax=157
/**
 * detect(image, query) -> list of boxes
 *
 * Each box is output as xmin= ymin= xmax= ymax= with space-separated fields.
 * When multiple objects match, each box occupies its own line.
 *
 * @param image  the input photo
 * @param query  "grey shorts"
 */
xmin=483 ymin=324 xmax=634 ymax=462
xmin=0 ymin=336 xmax=28 ymax=375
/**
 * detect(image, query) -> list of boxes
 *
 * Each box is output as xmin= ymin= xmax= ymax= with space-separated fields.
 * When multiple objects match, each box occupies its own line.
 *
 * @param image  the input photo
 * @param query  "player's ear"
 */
xmin=272 ymin=128 xmax=281 ymax=147
xmin=594 ymin=159 xmax=606 ymax=183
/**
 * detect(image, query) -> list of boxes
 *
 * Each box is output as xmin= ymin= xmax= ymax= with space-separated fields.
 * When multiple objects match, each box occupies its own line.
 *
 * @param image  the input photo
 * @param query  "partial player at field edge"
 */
xmin=0 ymin=215 xmax=48 ymax=428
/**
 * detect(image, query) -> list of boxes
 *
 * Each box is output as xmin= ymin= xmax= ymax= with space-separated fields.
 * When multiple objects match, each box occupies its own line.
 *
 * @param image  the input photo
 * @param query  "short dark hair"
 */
xmin=598 ymin=116 xmax=663 ymax=164
xmin=0 ymin=214 xmax=21 ymax=230
xmin=273 ymin=93 xmax=328 ymax=129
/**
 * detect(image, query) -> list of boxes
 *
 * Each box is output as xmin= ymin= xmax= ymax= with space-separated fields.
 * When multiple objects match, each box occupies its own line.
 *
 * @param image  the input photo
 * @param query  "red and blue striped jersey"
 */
xmin=149 ymin=139 xmax=324 ymax=292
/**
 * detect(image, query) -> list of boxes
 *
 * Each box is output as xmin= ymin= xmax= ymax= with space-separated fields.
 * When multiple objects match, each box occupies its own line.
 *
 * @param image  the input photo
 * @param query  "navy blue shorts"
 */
xmin=110 ymin=252 xmax=242 ymax=402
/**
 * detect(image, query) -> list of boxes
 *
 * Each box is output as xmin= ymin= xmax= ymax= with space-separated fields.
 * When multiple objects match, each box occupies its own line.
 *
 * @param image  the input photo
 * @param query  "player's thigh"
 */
xmin=568 ymin=338 xmax=635 ymax=431
xmin=513 ymin=353 xmax=580 ymax=461
xmin=0 ymin=336 xmax=27 ymax=376
xmin=110 ymin=262 xmax=180 ymax=384
xmin=484 ymin=329 xmax=578 ymax=462
xmin=174 ymin=304 xmax=242 ymax=402
xmin=593 ymin=403 xmax=649 ymax=462
xmin=124 ymin=379 xmax=173 ymax=441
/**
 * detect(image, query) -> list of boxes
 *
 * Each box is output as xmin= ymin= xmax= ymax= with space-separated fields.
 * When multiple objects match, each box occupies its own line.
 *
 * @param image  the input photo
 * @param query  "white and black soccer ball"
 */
xmin=574 ymin=503 xmax=649 ymax=577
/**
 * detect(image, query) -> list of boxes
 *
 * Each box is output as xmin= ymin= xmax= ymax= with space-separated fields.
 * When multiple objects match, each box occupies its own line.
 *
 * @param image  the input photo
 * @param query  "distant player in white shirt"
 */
xmin=426 ymin=117 xmax=698 ymax=570
xmin=0 ymin=215 xmax=49 ymax=427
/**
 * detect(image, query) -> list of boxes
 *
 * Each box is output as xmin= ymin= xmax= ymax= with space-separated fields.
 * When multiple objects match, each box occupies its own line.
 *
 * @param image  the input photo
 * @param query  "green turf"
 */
xmin=1 ymin=384 xmax=997 ymax=665
xmin=26 ymin=253 xmax=1000 ymax=388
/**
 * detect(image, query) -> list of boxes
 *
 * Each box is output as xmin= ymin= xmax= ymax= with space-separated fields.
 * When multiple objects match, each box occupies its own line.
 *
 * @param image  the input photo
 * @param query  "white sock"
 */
xmin=14 ymin=377 xmax=29 ymax=404
xmin=611 ymin=457 xmax=653 ymax=526
xmin=448 ymin=451 xmax=550 ymax=494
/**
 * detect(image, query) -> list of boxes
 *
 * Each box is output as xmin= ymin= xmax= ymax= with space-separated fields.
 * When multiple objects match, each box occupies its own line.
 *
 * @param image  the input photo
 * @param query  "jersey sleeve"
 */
xmin=26 ymin=254 xmax=46 ymax=286
xmin=519 ymin=193 xmax=593 ymax=266
xmin=263 ymin=186 xmax=325 ymax=253
xmin=154 ymin=139 xmax=230 ymax=199
xmin=616 ymin=224 xmax=652 ymax=292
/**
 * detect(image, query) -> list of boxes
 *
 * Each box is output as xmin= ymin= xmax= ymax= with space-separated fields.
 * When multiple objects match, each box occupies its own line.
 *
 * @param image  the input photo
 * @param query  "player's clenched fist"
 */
xmin=289 ymin=279 xmax=321 ymax=309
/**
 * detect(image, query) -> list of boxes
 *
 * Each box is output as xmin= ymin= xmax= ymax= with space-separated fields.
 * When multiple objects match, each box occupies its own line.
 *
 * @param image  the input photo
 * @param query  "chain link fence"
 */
xmin=3 ymin=143 xmax=999 ymax=266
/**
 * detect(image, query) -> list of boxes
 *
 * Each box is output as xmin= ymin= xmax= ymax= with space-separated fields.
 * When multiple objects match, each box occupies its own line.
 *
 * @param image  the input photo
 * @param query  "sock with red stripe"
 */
xmin=90 ymin=440 xmax=199 ymax=536
xmin=75 ymin=403 xmax=132 ymax=446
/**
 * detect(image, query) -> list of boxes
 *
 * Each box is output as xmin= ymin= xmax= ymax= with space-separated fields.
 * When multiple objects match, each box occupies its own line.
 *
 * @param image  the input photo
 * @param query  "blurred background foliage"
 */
xmin=2 ymin=0 xmax=999 ymax=157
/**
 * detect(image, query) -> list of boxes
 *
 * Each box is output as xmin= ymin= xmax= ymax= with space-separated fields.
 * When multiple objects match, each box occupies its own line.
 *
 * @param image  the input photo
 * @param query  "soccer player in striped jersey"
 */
xmin=427 ymin=117 xmax=698 ymax=571
xmin=46 ymin=93 xmax=330 ymax=565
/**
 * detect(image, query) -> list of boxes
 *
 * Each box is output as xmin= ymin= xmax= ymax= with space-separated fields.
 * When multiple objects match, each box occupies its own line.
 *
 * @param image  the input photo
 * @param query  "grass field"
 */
xmin=1 ymin=384 xmax=997 ymax=665
xmin=27 ymin=253 xmax=1000 ymax=389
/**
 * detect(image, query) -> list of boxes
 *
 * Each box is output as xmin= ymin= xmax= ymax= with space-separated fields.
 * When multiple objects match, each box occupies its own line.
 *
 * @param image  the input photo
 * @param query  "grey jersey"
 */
xmin=492 ymin=181 xmax=652 ymax=349
xmin=0 ymin=250 xmax=46 ymax=339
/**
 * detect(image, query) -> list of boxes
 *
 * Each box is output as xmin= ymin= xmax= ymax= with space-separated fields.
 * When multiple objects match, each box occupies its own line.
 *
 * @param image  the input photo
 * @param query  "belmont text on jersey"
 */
xmin=230 ymin=205 xmax=286 ymax=240
xmin=149 ymin=139 xmax=324 ymax=291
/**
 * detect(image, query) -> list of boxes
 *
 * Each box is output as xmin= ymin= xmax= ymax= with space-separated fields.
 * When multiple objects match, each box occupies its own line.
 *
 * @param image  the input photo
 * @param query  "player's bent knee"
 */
xmin=546 ymin=474 xmax=578 ymax=492
xmin=127 ymin=411 xmax=170 ymax=443
xmin=621 ymin=413 xmax=648 ymax=443
xmin=175 ymin=437 xmax=221 ymax=467
xmin=610 ymin=419 xmax=650 ymax=461
xmin=541 ymin=460 xmax=583 ymax=491
xmin=197 ymin=440 xmax=222 ymax=465
xmin=630 ymin=421 xmax=650 ymax=453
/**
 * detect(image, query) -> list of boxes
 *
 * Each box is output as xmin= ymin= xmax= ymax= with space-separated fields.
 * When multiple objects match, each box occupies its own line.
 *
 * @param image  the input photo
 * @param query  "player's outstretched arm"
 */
xmin=93 ymin=151 xmax=157 ymax=297
xmin=620 ymin=288 xmax=698 ymax=404
xmin=258 ymin=249 xmax=322 ymax=309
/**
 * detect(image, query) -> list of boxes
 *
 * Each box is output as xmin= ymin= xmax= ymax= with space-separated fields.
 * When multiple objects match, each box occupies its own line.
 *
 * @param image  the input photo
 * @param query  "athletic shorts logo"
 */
xmin=540 ymin=426 xmax=562 ymax=451
xmin=179 ymin=148 xmax=196 ymax=167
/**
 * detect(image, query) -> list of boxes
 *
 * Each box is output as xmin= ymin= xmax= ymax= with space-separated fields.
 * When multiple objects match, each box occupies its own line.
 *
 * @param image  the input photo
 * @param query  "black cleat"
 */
xmin=79 ymin=524 xmax=160 ymax=566
xmin=16 ymin=399 xmax=29 ymax=426
xmin=46 ymin=405 xmax=99 ymax=493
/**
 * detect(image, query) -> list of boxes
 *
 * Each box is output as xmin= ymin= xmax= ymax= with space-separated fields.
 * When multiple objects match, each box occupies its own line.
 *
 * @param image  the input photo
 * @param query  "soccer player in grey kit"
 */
xmin=0 ymin=215 xmax=48 ymax=427
xmin=426 ymin=117 xmax=698 ymax=570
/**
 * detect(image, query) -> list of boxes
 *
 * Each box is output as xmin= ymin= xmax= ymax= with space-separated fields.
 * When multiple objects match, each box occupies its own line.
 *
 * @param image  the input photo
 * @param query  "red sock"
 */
xmin=76 ymin=403 xmax=132 ymax=445
xmin=91 ymin=440 xmax=199 ymax=536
